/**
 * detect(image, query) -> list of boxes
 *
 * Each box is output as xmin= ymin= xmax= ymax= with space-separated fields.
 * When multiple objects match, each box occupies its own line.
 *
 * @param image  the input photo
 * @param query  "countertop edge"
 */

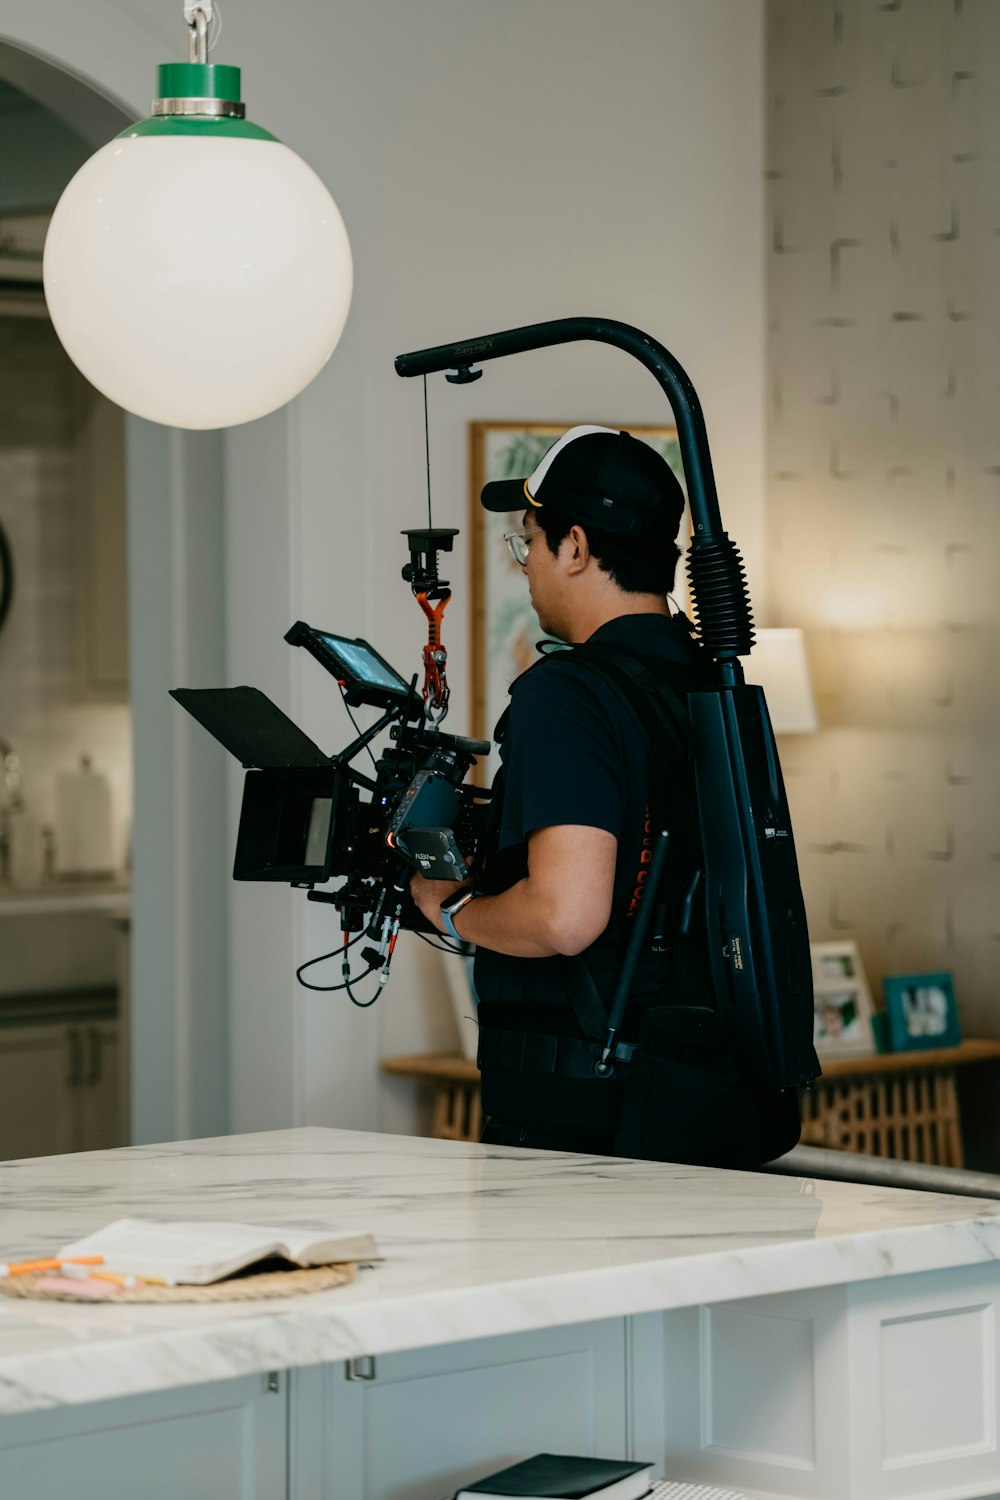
xmin=2 ymin=1214 xmax=999 ymax=1417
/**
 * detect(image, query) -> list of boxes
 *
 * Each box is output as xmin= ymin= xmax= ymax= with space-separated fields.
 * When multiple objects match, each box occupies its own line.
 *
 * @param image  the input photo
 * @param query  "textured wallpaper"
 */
xmin=767 ymin=0 xmax=1000 ymax=1036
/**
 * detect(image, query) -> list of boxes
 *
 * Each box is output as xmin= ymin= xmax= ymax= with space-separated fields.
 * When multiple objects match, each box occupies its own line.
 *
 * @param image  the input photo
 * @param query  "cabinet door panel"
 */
xmin=0 ymin=1023 xmax=76 ymax=1159
xmin=327 ymin=1320 xmax=627 ymax=1500
xmin=0 ymin=1375 xmax=287 ymax=1500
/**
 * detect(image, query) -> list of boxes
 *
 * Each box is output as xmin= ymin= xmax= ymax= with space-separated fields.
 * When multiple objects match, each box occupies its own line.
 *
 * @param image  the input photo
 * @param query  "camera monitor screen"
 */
xmin=284 ymin=621 xmax=410 ymax=707
xmin=318 ymin=634 xmax=408 ymax=697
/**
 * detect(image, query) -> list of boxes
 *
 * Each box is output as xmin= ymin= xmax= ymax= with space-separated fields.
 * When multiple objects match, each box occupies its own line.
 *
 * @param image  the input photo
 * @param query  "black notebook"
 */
xmin=454 ymin=1453 xmax=654 ymax=1500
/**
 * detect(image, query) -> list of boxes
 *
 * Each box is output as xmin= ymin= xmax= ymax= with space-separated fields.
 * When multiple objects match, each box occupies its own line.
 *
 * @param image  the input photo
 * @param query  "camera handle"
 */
xmin=328 ymin=701 xmax=405 ymax=783
xmin=328 ymin=672 xmax=422 ymax=786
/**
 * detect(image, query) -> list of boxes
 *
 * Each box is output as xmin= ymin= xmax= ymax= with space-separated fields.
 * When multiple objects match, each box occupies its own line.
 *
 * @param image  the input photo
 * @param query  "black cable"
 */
xmin=343 ymin=970 xmax=383 ymax=1008
xmin=415 ymin=930 xmax=467 ymax=956
xmin=295 ymin=929 xmax=366 ymax=991
xmin=298 ymin=965 xmax=379 ymax=995
xmin=339 ymin=684 xmax=379 ymax=771
xmin=423 ymin=374 xmax=432 ymax=530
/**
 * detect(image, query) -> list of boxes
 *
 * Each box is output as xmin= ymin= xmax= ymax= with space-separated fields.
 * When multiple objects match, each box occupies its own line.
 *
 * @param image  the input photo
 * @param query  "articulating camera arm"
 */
xmin=395 ymin=318 xmax=821 ymax=1090
xmin=395 ymin=316 xmax=755 ymax=678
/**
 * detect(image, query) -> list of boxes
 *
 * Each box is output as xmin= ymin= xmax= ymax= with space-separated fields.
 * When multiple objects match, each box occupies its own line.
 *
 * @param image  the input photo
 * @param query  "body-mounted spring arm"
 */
xmin=395 ymin=318 xmax=754 ymax=678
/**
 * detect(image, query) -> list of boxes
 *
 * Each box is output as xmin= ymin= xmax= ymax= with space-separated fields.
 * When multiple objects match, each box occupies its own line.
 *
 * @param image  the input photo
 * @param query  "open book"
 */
xmin=58 ymin=1218 xmax=379 ymax=1285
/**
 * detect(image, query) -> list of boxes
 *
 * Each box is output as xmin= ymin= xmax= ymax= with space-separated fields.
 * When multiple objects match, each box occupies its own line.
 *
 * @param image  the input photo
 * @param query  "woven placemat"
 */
xmin=0 ymin=1260 xmax=357 ymax=1303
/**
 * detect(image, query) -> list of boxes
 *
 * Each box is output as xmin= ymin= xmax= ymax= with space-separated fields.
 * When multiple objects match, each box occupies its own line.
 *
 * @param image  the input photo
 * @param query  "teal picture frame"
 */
xmin=883 ymin=972 xmax=961 ymax=1052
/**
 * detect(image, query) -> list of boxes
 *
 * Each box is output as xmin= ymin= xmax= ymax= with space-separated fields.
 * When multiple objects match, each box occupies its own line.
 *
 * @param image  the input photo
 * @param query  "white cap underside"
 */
xmin=526 ymin=424 xmax=619 ymax=499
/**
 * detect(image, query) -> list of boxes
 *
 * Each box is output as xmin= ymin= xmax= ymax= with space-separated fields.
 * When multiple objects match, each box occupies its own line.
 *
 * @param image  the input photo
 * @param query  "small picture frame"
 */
xmin=810 ymin=940 xmax=876 ymax=1058
xmin=882 ymin=972 xmax=961 ymax=1052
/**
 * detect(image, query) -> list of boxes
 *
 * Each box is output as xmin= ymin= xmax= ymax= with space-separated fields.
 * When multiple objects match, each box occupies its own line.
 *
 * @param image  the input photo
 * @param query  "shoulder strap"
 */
xmin=558 ymin=640 xmax=695 ymax=786
xmin=555 ymin=639 xmax=709 ymax=1042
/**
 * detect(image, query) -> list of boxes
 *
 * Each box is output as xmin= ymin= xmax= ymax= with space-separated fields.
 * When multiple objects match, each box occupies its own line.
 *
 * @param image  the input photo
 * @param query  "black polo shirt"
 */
xmin=490 ymin=612 xmax=710 ymax=916
xmin=474 ymin=611 xmax=712 ymax=1016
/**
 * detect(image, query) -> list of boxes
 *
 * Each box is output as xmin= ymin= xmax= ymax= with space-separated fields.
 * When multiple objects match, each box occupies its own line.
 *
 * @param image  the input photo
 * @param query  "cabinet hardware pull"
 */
xmin=85 ymin=1027 xmax=102 ymax=1087
xmin=345 ymin=1356 xmax=376 ymax=1381
xmin=66 ymin=1028 xmax=82 ymax=1088
xmin=265 ymin=1371 xmax=280 ymax=1394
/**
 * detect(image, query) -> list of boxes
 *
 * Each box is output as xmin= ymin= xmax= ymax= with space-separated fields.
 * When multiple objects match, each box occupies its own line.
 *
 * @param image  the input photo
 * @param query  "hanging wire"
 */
xmin=423 ymin=374 xmax=433 ymax=531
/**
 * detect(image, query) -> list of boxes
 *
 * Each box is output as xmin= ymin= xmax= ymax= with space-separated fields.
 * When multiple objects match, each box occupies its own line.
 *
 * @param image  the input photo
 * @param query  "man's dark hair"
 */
xmin=538 ymin=508 xmax=682 ymax=596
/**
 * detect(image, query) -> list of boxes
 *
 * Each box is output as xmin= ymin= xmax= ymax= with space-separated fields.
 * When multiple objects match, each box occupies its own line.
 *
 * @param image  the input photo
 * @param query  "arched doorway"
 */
xmin=0 ymin=14 xmax=229 ymax=1146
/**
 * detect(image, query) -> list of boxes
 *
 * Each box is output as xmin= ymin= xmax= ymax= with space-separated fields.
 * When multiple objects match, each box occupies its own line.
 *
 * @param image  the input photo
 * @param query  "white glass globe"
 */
xmin=43 ymin=136 xmax=353 ymax=429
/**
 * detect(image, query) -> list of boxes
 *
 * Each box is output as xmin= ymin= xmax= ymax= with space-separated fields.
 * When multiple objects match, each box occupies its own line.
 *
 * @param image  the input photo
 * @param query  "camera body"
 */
xmin=171 ymin=620 xmax=492 ymax=940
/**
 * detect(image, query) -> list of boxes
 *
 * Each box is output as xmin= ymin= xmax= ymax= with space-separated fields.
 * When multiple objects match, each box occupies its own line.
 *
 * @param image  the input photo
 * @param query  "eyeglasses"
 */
xmin=504 ymin=526 xmax=542 ymax=567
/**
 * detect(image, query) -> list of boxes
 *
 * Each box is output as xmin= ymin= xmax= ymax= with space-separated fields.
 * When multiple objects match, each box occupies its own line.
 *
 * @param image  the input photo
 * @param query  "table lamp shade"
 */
xmin=749 ymin=628 xmax=818 ymax=734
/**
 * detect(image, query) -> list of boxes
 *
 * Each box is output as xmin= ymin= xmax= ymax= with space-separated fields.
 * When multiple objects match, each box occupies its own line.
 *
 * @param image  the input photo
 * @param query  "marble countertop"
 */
xmin=2 ymin=1125 xmax=1000 ymax=1416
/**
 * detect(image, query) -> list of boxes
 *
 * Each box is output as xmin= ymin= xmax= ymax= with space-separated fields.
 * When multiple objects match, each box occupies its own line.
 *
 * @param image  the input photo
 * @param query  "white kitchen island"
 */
xmin=1 ymin=1127 xmax=999 ymax=1500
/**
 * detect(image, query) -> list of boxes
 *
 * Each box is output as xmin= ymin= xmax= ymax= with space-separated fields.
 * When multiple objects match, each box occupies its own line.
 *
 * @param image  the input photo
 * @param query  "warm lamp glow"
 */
xmin=749 ymin=629 xmax=818 ymax=734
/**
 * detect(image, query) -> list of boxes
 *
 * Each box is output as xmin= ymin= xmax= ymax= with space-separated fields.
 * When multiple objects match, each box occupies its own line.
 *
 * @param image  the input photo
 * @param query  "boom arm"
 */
xmin=395 ymin=316 xmax=754 ymax=677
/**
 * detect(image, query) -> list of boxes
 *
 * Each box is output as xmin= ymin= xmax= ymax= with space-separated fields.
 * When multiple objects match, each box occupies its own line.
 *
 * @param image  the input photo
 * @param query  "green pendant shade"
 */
xmin=158 ymin=62 xmax=242 ymax=101
xmin=46 ymin=16 xmax=353 ymax=431
xmin=117 ymin=61 xmax=279 ymax=142
xmin=120 ymin=116 xmax=278 ymax=141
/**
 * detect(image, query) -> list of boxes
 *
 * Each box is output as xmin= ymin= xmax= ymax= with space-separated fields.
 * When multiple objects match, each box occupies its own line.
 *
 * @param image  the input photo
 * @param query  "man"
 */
xmin=410 ymin=425 xmax=800 ymax=1166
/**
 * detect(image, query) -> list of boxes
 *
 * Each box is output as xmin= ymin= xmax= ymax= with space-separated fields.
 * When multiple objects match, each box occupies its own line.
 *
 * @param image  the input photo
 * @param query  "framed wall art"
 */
xmin=810 ymin=939 xmax=877 ymax=1059
xmin=468 ymin=421 xmax=687 ymax=758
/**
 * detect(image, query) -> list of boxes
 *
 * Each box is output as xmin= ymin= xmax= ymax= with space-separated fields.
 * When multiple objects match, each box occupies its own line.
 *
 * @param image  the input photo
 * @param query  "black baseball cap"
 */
xmin=480 ymin=425 xmax=685 ymax=538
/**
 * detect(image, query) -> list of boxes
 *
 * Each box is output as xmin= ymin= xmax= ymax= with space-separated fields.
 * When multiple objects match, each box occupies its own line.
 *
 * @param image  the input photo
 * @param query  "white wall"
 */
xmin=222 ymin=0 xmax=768 ymax=1134
xmin=766 ymin=0 xmax=1000 ymax=1055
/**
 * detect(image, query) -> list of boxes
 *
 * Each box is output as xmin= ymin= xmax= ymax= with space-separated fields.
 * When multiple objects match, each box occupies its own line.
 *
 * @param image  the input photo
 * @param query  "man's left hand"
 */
xmin=409 ymin=872 xmax=471 ymax=934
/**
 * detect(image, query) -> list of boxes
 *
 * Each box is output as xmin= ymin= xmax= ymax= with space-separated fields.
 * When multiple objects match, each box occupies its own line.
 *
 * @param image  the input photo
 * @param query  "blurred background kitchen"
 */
xmin=0 ymin=80 xmax=129 ymax=1158
xmin=1 ymin=0 xmax=998 ymax=1171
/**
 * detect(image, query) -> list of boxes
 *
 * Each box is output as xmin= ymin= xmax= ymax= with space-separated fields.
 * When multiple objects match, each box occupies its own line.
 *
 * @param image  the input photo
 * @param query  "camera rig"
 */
xmin=172 ymin=526 xmax=492 ymax=1003
xmin=173 ymin=315 xmax=816 ymax=1088
xmin=394 ymin=316 xmax=817 ymax=1091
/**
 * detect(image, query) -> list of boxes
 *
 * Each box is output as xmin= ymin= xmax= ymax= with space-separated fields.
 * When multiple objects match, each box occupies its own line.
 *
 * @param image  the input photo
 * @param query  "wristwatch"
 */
xmin=440 ymin=889 xmax=477 ymax=942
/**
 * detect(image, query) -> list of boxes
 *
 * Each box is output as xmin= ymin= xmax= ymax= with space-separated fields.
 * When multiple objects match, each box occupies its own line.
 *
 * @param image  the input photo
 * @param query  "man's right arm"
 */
xmin=410 ymin=822 xmax=617 ymax=956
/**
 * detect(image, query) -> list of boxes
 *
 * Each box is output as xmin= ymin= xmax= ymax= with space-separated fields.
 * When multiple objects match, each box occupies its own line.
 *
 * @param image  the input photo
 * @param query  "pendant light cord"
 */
xmin=184 ymin=1 xmax=222 ymax=62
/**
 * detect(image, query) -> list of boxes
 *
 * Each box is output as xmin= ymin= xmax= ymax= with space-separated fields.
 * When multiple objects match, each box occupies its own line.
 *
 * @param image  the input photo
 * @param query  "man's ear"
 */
xmin=564 ymin=524 xmax=591 ymax=575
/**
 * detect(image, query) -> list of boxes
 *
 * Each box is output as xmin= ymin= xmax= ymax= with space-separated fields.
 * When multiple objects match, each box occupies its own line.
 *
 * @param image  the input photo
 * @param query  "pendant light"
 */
xmin=43 ymin=2 xmax=352 ymax=430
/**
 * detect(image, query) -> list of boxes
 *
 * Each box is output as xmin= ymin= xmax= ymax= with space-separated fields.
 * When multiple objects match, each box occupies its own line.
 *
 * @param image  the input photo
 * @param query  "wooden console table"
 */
xmin=381 ymin=1039 xmax=1000 ymax=1164
xmin=800 ymin=1039 xmax=1000 ymax=1167
xmin=381 ymin=1052 xmax=482 ymax=1142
